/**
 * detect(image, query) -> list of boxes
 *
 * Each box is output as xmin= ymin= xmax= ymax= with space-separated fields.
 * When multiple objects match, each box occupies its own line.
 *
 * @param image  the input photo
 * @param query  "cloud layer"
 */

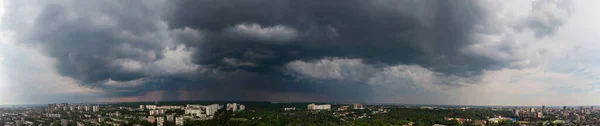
xmin=1 ymin=0 xmax=594 ymax=105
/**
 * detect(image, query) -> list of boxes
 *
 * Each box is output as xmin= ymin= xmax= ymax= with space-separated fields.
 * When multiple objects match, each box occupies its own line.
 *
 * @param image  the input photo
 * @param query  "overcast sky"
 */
xmin=1 ymin=0 xmax=599 ymax=106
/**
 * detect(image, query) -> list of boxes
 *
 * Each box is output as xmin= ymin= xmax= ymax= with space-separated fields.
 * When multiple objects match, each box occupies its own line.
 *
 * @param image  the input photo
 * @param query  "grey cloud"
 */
xmin=166 ymin=0 xmax=505 ymax=76
xmin=223 ymin=23 xmax=299 ymax=44
xmin=515 ymin=0 xmax=572 ymax=38
xmin=285 ymin=58 xmax=380 ymax=82
xmin=1 ymin=0 xmax=566 ymax=103
xmin=285 ymin=58 xmax=477 ymax=103
xmin=2 ymin=0 xmax=172 ymax=85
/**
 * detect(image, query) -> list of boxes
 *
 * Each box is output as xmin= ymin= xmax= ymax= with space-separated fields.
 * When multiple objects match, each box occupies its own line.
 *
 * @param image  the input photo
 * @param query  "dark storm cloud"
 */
xmin=166 ymin=0 xmax=500 ymax=76
xmin=3 ymin=0 xmax=571 ymax=103
xmin=3 ymin=0 xmax=170 ymax=86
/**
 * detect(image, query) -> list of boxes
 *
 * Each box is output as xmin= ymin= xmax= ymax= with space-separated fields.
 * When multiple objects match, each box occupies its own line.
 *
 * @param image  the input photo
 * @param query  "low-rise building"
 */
xmin=308 ymin=104 xmax=331 ymax=110
xmin=353 ymin=104 xmax=364 ymax=109
xmin=147 ymin=116 xmax=156 ymax=123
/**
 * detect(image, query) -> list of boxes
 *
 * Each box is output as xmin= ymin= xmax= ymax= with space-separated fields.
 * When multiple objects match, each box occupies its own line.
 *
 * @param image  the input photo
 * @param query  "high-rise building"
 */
xmin=167 ymin=115 xmax=174 ymax=121
xmin=85 ymin=106 xmax=90 ymax=111
xmin=239 ymin=105 xmax=245 ymax=111
xmin=542 ymin=105 xmax=545 ymax=112
xmin=139 ymin=105 xmax=145 ymax=110
xmin=175 ymin=117 xmax=184 ymax=126
xmin=530 ymin=108 xmax=535 ymax=112
xmin=226 ymin=103 xmax=238 ymax=111
xmin=514 ymin=109 xmax=520 ymax=116
xmin=92 ymin=106 xmax=99 ymax=112
xmin=563 ymin=106 xmax=567 ymax=112
xmin=157 ymin=116 xmax=165 ymax=126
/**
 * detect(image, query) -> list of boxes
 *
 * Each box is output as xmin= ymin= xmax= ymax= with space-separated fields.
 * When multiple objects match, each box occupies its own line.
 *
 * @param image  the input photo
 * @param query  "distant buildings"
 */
xmin=473 ymin=120 xmax=486 ymax=126
xmin=47 ymin=103 xmax=68 ymax=110
xmin=226 ymin=103 xmax=245 ymax=112
xmin=353 ymin=104 xmax=364 ymax=109
xmin=205 ymin=104 xmax=219 ymax=115
xmin=487 ymin=117 xmax=515 ymax=123
xmin=185 ymin=108 xmax=203 ymax=117
xmin=307 ymin=104 xmax=331 ymax=110
xmin=46 ymin=113 xmax=61 ymax=118
xmin=226 ymin=103 xmax=238 ymax=111
xmin=139 ymin=105 xmax=145 ymax=110
xmin=239 ymin=105 xmax=245 ymax=111
xmin=338 ymin=106 xmax=349 ymax=111
xmin=150 ymin=109 xmax=166 ymax=115
xmin=146 ymin=105 xmax=157 ymax=110
xmin=444 ymin=117 xmax=471 ymax=124
xmin=514 ymin=109 xmax=542 ymax=118
xmin=542 ymin=105 xmax=546 ymax=112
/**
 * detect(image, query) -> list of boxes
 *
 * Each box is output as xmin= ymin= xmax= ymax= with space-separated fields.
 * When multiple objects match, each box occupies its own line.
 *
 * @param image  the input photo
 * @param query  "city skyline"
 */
xmin=2 ymin=0 xmax=600 ymax=106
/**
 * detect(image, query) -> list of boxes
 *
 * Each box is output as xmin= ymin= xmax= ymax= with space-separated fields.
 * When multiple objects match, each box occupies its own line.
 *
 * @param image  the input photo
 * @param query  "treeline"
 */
xmin=182 ymin=108 xmax=512 ymax=126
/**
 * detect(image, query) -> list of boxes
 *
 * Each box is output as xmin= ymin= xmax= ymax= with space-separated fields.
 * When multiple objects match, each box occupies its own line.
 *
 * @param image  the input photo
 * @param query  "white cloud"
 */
xmin=111 ymin=59 xmax=145 ymax=72
xmin=286 ymin=58 xmax=379 ymax=82
xmin=103 ymin=78 xmax=146 ymax=88
xmin=149 ymin=45 xmax=200 ymax=75
xmin=514 ymin=0 xmax=572 ymax=37
xmin=224 ymin=23 xmax=298 ymax=43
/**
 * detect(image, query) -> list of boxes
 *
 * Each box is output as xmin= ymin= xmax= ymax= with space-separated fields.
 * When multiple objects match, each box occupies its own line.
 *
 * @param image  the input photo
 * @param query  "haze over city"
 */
xmin=1 ymin=0 xmax=599 ymax=106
